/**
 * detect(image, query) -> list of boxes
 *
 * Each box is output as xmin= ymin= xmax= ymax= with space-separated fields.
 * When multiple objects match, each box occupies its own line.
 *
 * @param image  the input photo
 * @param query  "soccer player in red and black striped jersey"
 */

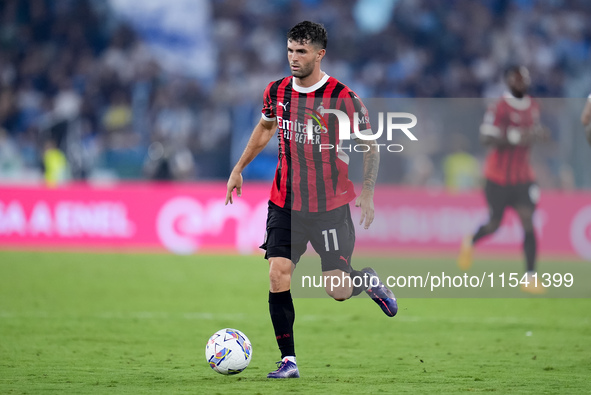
xmin=458 ymin=65 xmax=549 ymax=294
xmin=225 ymin=21 xmax=397 ymax=378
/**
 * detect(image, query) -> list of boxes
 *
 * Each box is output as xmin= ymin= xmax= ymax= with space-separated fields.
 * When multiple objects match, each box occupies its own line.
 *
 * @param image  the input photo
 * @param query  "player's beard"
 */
xmin=291 ymin=60 xmax=314 ymax=79
xmin=510 ymin=87 xmax=527 ymax=98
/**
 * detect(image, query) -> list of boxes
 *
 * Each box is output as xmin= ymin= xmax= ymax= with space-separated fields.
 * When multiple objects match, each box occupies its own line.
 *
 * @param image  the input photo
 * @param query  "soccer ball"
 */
xmin=205 ymin=328 xmax=252 ymax=375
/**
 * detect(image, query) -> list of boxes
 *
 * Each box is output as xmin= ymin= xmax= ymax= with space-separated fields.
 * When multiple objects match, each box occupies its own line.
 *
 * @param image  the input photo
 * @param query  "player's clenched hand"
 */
xmin=355 ymin=189 xmax=375 ymax=229
xmin=225 ymin=171 xmax=243 ymax=205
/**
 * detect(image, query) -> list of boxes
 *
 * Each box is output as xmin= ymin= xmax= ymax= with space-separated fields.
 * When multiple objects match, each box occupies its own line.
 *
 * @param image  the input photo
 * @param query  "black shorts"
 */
xmin=260 ymin=201 xmax=356 ymax=273
xmin=485 ymin=180 xmax=540 ymax=221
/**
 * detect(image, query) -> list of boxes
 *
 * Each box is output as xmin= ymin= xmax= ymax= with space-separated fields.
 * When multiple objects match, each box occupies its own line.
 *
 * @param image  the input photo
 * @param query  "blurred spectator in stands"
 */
xmin=46 ymin=76 xmax=82 ymax=148
xmin=143 ymin=140 xmax=195 ymax=181
xmin=0 ymin=88 xmax=18 ymax=134
xmin=0 ymin=127 xmax=23 ymax=182
xmin=42 ymin=138 xmax=68 ymax=187
xmin=143 ymin=86 xmax=196 ymax=180
xmin=16 ymin=127 xmax=40 ymax=170
xmin=443 ymin=133 xmax=481 ymax=192
xmin=404 ymin=154 xmax=440 ymax=187
xmin=101 ymin=25 xmax=137 ymax=84
xmin=102 ymin=89 xmax=132 ymax=136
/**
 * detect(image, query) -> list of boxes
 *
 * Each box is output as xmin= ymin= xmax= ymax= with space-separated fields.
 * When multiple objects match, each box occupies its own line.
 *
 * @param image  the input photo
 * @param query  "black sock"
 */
xmin=350 ymin=270 xmax=368 ymax=296
xmin=524 ymin=231 xmax=537 ymax=273
xmin=472 ymin=225 xmax=494 ymax=244
xmin=269 ymin=290 xmax=295 ymax=358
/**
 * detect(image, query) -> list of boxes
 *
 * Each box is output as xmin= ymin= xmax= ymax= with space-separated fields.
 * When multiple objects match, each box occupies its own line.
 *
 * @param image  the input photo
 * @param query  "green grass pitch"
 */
xmin=1 ymin=251 xmax=590 ymax=394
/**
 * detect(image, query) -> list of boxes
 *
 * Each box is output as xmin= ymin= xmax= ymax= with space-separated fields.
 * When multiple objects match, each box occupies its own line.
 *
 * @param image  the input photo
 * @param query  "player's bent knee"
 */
xmin=322 ymin=270 xmax=353 ymax=301
xmin=325 ymin=286 xmax=353 ymax=301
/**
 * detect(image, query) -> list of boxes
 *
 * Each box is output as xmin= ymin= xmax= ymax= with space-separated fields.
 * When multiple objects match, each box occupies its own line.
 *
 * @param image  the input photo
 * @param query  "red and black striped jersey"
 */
xmin=481 ymin=93 xmax=539 ymax=186
xmin=261 ymin=74 xmax=371 ymax=212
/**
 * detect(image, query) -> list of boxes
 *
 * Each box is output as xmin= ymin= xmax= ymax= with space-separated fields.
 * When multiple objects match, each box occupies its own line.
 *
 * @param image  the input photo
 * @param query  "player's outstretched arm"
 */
xmin=225 ymin=118 xmax=277 ymax=205
xmin=355 ymin=141 xmax=379 ymax=229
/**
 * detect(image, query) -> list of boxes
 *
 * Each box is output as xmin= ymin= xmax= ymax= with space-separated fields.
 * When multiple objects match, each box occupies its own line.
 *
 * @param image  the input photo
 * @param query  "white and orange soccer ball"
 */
xmin=205 ymin=328 xmax=252 ymax=375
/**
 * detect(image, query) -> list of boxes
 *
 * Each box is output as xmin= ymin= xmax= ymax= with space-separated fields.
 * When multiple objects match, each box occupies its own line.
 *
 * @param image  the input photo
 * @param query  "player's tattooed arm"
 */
xmin=355 ymin=139 xmax=379 ymax=229
xmin=359 ymin=140 xmax=380 ymax=192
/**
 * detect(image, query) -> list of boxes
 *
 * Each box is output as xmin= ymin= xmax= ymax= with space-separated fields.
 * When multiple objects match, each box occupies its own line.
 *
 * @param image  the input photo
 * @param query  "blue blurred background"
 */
xmin=0 ymin=0 xmax=590 ymax=188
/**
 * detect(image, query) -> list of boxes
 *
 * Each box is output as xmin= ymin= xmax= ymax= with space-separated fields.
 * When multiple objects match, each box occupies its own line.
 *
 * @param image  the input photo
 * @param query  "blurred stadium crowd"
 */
xmin=0 ymin=0 xmax=590 ymax=188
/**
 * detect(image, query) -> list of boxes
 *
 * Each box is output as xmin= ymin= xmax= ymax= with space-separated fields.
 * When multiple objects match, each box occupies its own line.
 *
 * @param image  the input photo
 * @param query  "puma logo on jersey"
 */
xmin=278 ymin=101 xmax=289 ymax=110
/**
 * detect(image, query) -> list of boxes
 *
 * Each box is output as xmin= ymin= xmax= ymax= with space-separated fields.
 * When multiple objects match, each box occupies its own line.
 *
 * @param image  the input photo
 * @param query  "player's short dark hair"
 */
xmin=287 ymin=21 xmax=327 ymax=49
xmin=504 ymin=64 xmax=524 ymax=78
